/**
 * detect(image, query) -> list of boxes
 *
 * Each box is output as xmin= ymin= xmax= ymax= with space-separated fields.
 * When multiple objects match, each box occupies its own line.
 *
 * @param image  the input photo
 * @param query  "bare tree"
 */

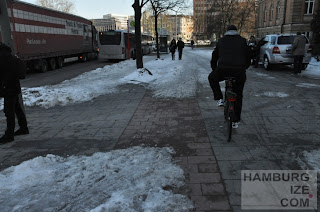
xmin=207 ymin=0 xmax=255 ymax=40
xmin=150 ymin=0 xmax=186 ymax=59
xmin=132 ymin=0 xmax=150 ymax=69
xmin=36 ymin=0 xmax=75 ymax=13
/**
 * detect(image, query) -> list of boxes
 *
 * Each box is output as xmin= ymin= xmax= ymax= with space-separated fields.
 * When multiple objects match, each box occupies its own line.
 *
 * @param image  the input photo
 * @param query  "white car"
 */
xmin=258 ymin=34 xmax=312 ymax=70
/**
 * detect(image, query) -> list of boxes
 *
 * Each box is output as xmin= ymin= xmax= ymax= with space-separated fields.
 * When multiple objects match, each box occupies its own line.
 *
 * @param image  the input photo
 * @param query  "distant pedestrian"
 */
xmin=169 ymin=39 xmax=177 ymax=60
xmin=177 ymin=38 xmax=185 ymax=60
xmin=0 ymin=43 xmax=29 ymax=143
xmin=292 ymin=32 xmax=306 ymax=75
xmin=191 ymin=40 xmax=195 ymax=49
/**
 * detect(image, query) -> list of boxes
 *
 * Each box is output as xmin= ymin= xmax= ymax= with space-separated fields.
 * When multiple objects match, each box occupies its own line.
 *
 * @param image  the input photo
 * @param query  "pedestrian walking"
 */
xmin=0 ymin=43 xmax=29 ymax=143
xmin=292 ymin=32 xmax=306 ymax=75
xmin=177 ymin=38 xmax=185 ymax=60
xmin=191 ymin=40 xmax=195 ymax=49
xmin=208 ymin=25 xmax=250 ymax=128
xmin=169 ymin=39 xmax=177 ymax=60
xmin=248 ymin=36 xmax=257 ymax=65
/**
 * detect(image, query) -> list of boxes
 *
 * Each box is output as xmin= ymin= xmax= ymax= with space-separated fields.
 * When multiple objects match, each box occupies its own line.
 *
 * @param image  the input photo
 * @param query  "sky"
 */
xmin=20 ymin=0 xmax=135 ymax=19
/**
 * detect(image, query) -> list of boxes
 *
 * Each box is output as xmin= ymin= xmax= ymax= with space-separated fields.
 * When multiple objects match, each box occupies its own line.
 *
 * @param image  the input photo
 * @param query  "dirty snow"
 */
xmin=303 ymin=149 xmax=320 ymax=174
xmin=303 ymin=57 xmax=320 ymax=79
xmin=0 ymin=146 xmax=193 ymax=212
xmin=254 ymin=72 xmax=276 ymax=79
xmin=296 ymin=83 xmax=320 ymax=88
xmin=254 ymin=91 xmax=289 ymax=98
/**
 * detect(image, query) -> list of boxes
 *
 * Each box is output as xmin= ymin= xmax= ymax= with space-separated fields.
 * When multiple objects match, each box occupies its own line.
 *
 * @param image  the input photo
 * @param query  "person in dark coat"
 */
xmin=292 ymin=32 xmax=306 ymax=75
xmin=177 ymin=38 xmax=185 ymax=60
xmin=208 ymin=25 xmax=250 ymax=128
xmin=191 ymin=40 xmax=195 ymax=49
xmin=0 ymin=43 xmax=29 ymax=143
xmin=169 ymin=39 xmax=177 ymax=60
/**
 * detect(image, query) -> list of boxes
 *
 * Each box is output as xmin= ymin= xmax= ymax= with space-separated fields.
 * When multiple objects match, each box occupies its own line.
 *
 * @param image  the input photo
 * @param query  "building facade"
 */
xmin=193 ymin=0 xmax=214 ymax=40
xmin=91 ymin=18 xmax=121 ymax=31
xmin=103 ymin=14 xmax=131 ymax=30
xmin=257 ymin=0 xmax=320 ymax=39
xmin=141 ymin=13 xmax=194 ymax=42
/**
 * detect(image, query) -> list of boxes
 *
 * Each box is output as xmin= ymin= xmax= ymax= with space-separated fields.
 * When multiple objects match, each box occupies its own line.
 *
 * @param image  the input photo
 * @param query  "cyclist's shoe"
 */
xmin=217 ymin=99 xmax=224 ymax=107
xmin=232 ymin=122 xmax=240 ymax=129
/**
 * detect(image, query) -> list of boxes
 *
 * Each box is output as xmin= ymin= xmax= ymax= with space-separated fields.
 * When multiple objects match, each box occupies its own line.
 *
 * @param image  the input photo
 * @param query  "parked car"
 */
xmin=258 ymin=34 xmax=312 ymax=70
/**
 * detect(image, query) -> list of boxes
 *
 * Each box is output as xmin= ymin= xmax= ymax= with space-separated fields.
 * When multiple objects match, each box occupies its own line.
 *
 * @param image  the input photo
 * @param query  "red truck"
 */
xmin=0 ymin=0 xmax=99 ymax=72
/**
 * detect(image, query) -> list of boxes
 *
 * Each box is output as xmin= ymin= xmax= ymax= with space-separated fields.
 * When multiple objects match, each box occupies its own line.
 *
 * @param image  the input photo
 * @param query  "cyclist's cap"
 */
xmin=227 ymin=25 xmax=237 ymax=31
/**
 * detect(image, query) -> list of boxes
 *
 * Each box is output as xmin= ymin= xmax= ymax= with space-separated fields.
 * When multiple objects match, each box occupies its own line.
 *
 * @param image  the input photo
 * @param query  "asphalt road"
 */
xmin=21 ymin=58 xmax=114 ymax=87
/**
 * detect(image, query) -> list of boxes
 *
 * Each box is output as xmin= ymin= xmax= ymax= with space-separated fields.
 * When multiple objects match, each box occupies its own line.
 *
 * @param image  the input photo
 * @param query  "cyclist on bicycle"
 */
xmin=208 ymin=25 xmax=251 ymax=128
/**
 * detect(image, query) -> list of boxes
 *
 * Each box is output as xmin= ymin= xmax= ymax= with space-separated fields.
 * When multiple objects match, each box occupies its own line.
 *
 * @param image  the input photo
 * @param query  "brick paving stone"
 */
xmin=191 ymin=195 xmax=231 ymax=211
xmin=114 ymin=93 xmax=231 ymax=211
xmin=188 ymin=156 xmax=216 ymax=164
xmin=201 ymin=184 xmax=225 ymax=195
xmin=190 ymin=173 xmax=221 ymax=183
xmin=198 ymin=164 xmax=219 ymax=173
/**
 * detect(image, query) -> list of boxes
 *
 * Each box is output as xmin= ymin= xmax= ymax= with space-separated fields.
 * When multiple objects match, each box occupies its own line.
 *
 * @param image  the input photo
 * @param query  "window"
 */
xmin=270 ymin=4 xmax=274 ymax=21
xmin=305 ymin=0 xmax=314 ymax=14
xmin=276 ymin=2 xmax=281 ymax=19
xmin=264 ymin=8 xmax=268 ymax=22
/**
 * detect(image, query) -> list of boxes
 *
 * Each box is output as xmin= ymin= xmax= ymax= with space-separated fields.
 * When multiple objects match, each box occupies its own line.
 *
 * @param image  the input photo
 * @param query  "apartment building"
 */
xmin=257 ymin=0 xmax=319 ymax=39
xmin=141 ymin=12 xmax=194 ymax=42
xmin=193 ymin=0 xmax=214 ymax=40
xmin=91 ymin=18 xmax=121 ymax=31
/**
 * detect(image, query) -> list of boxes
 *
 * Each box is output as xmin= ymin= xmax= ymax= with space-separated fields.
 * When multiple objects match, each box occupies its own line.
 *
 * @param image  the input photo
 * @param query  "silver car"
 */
xmin=258 ymin=34 xmax=312 ymax=70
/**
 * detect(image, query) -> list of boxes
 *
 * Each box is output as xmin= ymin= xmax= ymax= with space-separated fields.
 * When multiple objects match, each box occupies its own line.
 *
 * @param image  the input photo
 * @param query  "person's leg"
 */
xmin=208 ymin=70 xmax=223 ymax=100
xmin=3 ymin=96 xmax=16 ymax=137
xmin=298 ymin=56 xmax=303 ymax=73
xmin=293 ymin=56 xmax=299 ymax=74
xmin=15 ymin=94 xmax=28 ymax=131
xmin=233 ymin=72 xmax=246 ymax=122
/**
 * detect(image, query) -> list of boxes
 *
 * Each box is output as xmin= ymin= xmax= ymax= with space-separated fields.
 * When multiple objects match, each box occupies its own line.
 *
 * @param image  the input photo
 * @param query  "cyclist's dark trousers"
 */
xmin=294 ymin=55 xmax=303 ymax=74
xmin=208 ymin=69 xmax=246 ymax=122
xmin=4 ymin=94 xmax=28 ymax=136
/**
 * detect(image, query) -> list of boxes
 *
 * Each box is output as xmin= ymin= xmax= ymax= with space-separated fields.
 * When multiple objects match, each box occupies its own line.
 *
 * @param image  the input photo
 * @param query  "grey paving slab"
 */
xmin=0 ymin=84 xmax=146 ymax=171
xmin=196 ymin=66 xmax=320 ymax=211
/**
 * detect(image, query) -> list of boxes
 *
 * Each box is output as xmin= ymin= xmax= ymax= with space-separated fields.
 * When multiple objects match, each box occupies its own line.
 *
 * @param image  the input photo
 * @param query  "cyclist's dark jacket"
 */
xmin=211 ymin=30 xmax=250 ymax=71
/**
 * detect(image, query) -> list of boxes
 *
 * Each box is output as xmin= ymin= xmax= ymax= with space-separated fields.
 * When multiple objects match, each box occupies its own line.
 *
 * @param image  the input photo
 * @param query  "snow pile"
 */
xmin=303 ymin=149 xmax=320 ymax=174
xmin=254 ymin=91 xmax=289 ymax=98
xmin=0 ymin=146 xmax=193 ymax=212
xmin=304 ymin=58 xmax=320 ymax=79
xmin=122 ymin=59 xmax=197 ymax=98
xmin=22 ymin=60 xmax=136 ymax=108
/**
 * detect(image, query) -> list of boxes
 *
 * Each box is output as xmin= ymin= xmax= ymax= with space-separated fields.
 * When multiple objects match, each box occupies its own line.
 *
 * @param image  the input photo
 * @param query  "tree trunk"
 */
xmin=132 ymin=0 xmax=144 ymax=68
xmin=155 ymin=14 xmax=160 ymax=59
xmin=0 ymin=0 xmax=15 ymax=53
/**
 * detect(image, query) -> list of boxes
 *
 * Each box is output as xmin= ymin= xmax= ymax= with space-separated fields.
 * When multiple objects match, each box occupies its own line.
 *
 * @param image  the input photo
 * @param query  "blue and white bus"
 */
xmin=97 ymin=30 xmax=153 ymax=60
